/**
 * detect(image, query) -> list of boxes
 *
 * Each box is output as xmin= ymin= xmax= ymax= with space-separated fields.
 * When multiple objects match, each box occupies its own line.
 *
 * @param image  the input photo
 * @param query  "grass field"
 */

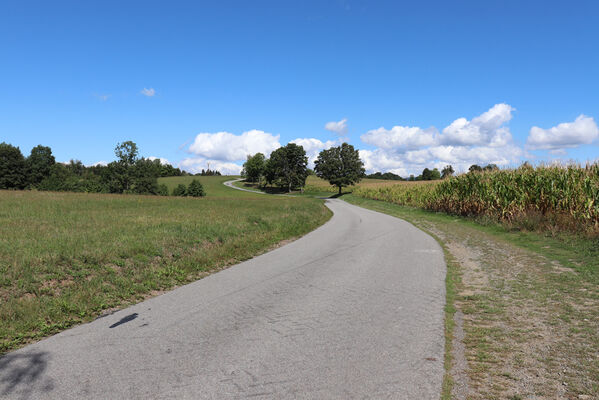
xmin=0 ymin=176 xmax=331 ymax=354
xmin=342 ymin=194 xmax=599 ymax=399
xmin=235 ymin=175 xmax=428 ymax=197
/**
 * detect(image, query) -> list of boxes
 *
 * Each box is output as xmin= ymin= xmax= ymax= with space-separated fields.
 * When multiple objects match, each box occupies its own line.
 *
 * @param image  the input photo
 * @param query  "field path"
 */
xmin=0 ymin=200 xmax=446 ymax=399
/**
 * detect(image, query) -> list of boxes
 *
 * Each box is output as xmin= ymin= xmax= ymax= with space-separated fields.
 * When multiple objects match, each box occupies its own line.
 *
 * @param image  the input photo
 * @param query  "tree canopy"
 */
xmin=242 ymin=153 xmax=266 ymax=183
xmin=0 ymin=142 xmax=27 ymax=189
xmin=314 ymin=143 xmax=365 ymax=194
xmin=266 ymin=143 xmax=308 ymax=192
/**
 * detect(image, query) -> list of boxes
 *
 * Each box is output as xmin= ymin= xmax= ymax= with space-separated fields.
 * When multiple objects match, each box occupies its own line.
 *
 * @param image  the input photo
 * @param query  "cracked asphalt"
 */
xmin=0 ymin=199 xmax=446 ymax=399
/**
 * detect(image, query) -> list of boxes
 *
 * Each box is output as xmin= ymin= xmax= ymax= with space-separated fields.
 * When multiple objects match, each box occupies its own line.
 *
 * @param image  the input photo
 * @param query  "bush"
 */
xmin=187 ymin=179 xmax=205 ymax=197
xmin=172 ymin=184 xmax=187 ymax=196
xmin=157 ymin=184 xmax=169 ymax=196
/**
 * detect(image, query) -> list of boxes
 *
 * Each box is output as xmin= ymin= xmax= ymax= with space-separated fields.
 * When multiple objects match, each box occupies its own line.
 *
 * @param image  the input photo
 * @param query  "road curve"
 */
xmin=223 ymin=179 xmax=266 ymax=194
xmin=0 ymin=200 xmax=446 ymax=400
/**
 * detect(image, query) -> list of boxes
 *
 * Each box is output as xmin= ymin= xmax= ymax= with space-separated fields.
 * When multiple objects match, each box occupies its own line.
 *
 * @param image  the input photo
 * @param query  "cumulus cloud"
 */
xmin=148 ymin=156 xmax=171 ymax=165
xmin=141 ymin=88 xmax=156 ymax=97
xmin=90 ymin=161 xmax=108 ymax=167
xmin=179 ymin=157 xmax=242 ymax=175
xmin=188 ymin=130 xmax=281 ymax=161
xmin=325 ymin=118 xmax=348 ymax=135
xmin=439 ymin=103 xmax=514 ymax=147
xmin=361 ymin=126 xmax=437 ymax=151
xmin=359 ymin=149 xmax=408 ymax=176
xmin=527 ymin=115 xmax=599 ymax=150
xmin=290 ymin=137 xmax=338 ymax=167
xmin=359 ymin=104 xmax=524 ymax=175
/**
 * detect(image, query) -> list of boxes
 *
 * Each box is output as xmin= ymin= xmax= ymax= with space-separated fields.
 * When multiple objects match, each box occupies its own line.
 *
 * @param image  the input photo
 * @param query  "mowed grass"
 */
xmin=158 ymin=175 xmax=244 ymax=196
xmin=0 ymin=176 xmax=331 ymax=354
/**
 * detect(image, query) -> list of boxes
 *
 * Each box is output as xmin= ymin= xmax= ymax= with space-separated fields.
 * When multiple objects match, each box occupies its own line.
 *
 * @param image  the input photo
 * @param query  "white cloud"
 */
xmin=360 ymin=149 xmax=408 ymax=176
xmin=527 ymin=115 xmax=599 ymax=150
xmin=188 ymin=130 xmax=281 ymax=161
xmin=325 ymin=118 xmax=348 ymax=135
xmin=179 ymin=157 xmax=242 ymax=175
xmin=361 ymin=126 xmax=437 ymax=151
xmin=359 ymin=104 xmax=523 ymax=176
xmin=290 ymin=137 xmax=338 ymax=168
xmin=148 ymin=156 xmax=171 ymax=165
xmin=141 ymin=88 xmax=156 ymax=97
xmin=439 ymin=103 xmax=514 ymax=147
xmin=89 ymin=161 xmax=108 ymax=167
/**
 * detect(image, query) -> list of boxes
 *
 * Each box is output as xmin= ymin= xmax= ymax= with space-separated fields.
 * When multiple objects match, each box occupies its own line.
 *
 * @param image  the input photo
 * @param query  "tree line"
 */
xmin=0 ymin=141 xmax=204 ymax=197
xmin=369 ymin=163 xmax=499 ymax=181
xmin=243 ymin=142 xmax=366 ymax=194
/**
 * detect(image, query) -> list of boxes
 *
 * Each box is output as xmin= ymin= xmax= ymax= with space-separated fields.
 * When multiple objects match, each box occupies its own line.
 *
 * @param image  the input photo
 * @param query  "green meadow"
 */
xmin=0 ymin=176 xmax=331 ymax=354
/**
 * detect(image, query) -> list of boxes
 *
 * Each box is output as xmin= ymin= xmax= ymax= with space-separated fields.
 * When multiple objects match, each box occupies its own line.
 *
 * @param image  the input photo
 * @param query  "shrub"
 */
xmin=172 ymin=184 xmax=187 ymax=196
xmin=157 ymin=184 xmax=169 ymax=196
xmin=187 ymin=179 xmax=205 ymax=197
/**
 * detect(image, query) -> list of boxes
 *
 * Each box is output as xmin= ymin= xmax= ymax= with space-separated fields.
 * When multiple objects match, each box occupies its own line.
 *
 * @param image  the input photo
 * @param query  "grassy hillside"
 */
xmin=158 ymin=175 xmax=242 ymax=196
xmin=0 ymin=177 xmax=331 ymax=354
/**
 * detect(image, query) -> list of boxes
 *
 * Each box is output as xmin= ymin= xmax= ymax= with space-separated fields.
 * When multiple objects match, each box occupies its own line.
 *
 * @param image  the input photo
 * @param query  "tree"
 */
xmin=441 ymin=165 xmax=454 ymax=179
xmin=242 ymin=153 xmax=266 ymax=183
xmin=26 ymin=145 xmax=55 ymax=186
xmin=314 ymin=143 xmax=365 ymax=195
xmin=484 ymin=164 xmax=499 ymax=172
xmin=114 ymin=141 xmax=139 ymax=166
xmin=0 ymin=142 xmax=27 ymax=189
xmin=172 ymin=184 xmax=187 ymax=196
xmin=430 ymin=168 xmax=441 ymax=180
xmin=421 ymin=168 xmax=433 ymax=181
xmin=113 ymin=141 xmax=140 ymax=192
xmin=469 ymin=164 xmax=483 ymax=173
xmin=268 ymin=143 xmax=308 ymax=192
xmin=187 ymin=179 xmax=206 ymax=197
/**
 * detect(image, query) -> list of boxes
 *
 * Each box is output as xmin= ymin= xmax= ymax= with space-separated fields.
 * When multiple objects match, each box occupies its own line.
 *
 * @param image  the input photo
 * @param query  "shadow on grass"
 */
xmin=0 ymin=351 xmax=54 ymax=397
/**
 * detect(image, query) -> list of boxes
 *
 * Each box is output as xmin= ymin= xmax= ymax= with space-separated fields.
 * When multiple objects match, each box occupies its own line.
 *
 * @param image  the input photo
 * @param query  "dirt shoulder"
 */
xmin=343 ymin=195 xmax=598 ymax=400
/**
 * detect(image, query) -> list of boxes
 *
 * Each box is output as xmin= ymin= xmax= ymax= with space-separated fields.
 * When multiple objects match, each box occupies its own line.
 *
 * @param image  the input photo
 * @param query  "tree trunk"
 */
xmin=338 ymin=185 xmax=342 ymax=195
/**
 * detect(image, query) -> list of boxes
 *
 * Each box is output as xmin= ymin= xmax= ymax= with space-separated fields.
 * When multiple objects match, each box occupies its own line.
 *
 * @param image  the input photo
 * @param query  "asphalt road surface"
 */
xmin=0 ymin=199 xmax=446 ymax=400
xmin=223 ymin=179 xmax=266 ymax=194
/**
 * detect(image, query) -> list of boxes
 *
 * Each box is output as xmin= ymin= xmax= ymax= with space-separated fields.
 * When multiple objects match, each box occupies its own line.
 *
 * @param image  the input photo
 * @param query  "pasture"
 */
xmin=0 ymin=176 xmax=331 ymax=353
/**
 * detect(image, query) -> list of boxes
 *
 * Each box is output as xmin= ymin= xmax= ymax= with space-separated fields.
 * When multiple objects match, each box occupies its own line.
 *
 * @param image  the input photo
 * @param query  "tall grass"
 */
xmin=0 ymin=176 xmax=331 ymax=353
xmin=354 ymin=164 xmax=599 ymax=234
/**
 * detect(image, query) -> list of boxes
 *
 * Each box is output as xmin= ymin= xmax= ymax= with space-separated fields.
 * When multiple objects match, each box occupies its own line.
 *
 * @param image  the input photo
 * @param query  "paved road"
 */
xmin=0 ymin=199 xmax=446 ymax=400
xmin=223 ymin=179 xmax=266 ymax=194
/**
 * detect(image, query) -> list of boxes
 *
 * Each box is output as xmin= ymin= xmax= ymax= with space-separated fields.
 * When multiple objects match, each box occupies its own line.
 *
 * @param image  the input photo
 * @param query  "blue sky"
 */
xmin=1 ymin=0 xmax=598 ymax=175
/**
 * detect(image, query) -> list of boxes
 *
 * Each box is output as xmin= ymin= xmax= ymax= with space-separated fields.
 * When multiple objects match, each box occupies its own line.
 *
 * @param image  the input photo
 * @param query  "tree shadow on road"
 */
xmin=0 ymin=351 xmax=54 ymax=398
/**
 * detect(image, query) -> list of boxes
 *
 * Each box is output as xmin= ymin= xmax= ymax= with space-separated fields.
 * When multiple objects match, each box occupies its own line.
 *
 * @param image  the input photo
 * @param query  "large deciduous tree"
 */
xmin=0 ymin=142 xmax=27 ymax=189
xmin=314 ymin=143 xmax=365 ymax=195
xmin=267 ymin=143 xmax=308 ymax=192
xmin=26 ymin=145 xmax=55 ymax=186
xmin=242 ymin=153 xmax=266 ymax=183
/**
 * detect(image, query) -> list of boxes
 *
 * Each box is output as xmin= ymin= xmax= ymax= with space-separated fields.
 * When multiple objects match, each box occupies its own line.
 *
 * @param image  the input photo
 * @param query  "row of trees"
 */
xmin=242 ymin=143 xmax=310 ymax=192
xmin=0 ymin=141 xmax=187 ymax=195
xmin=374 ymin=164 xmax=499 ymax=181
xmin=242 ymin=142 xmax=366 ymax=194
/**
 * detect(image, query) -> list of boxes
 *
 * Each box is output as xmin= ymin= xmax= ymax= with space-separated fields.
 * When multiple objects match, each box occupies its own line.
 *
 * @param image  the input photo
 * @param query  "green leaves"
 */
xmin=314 ymin=143 xmax=365 ymax=193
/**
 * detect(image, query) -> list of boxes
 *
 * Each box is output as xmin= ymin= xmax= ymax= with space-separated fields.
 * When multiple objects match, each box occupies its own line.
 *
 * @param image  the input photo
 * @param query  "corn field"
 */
xmin=354 ymin=164 xmax=599 ymax=233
